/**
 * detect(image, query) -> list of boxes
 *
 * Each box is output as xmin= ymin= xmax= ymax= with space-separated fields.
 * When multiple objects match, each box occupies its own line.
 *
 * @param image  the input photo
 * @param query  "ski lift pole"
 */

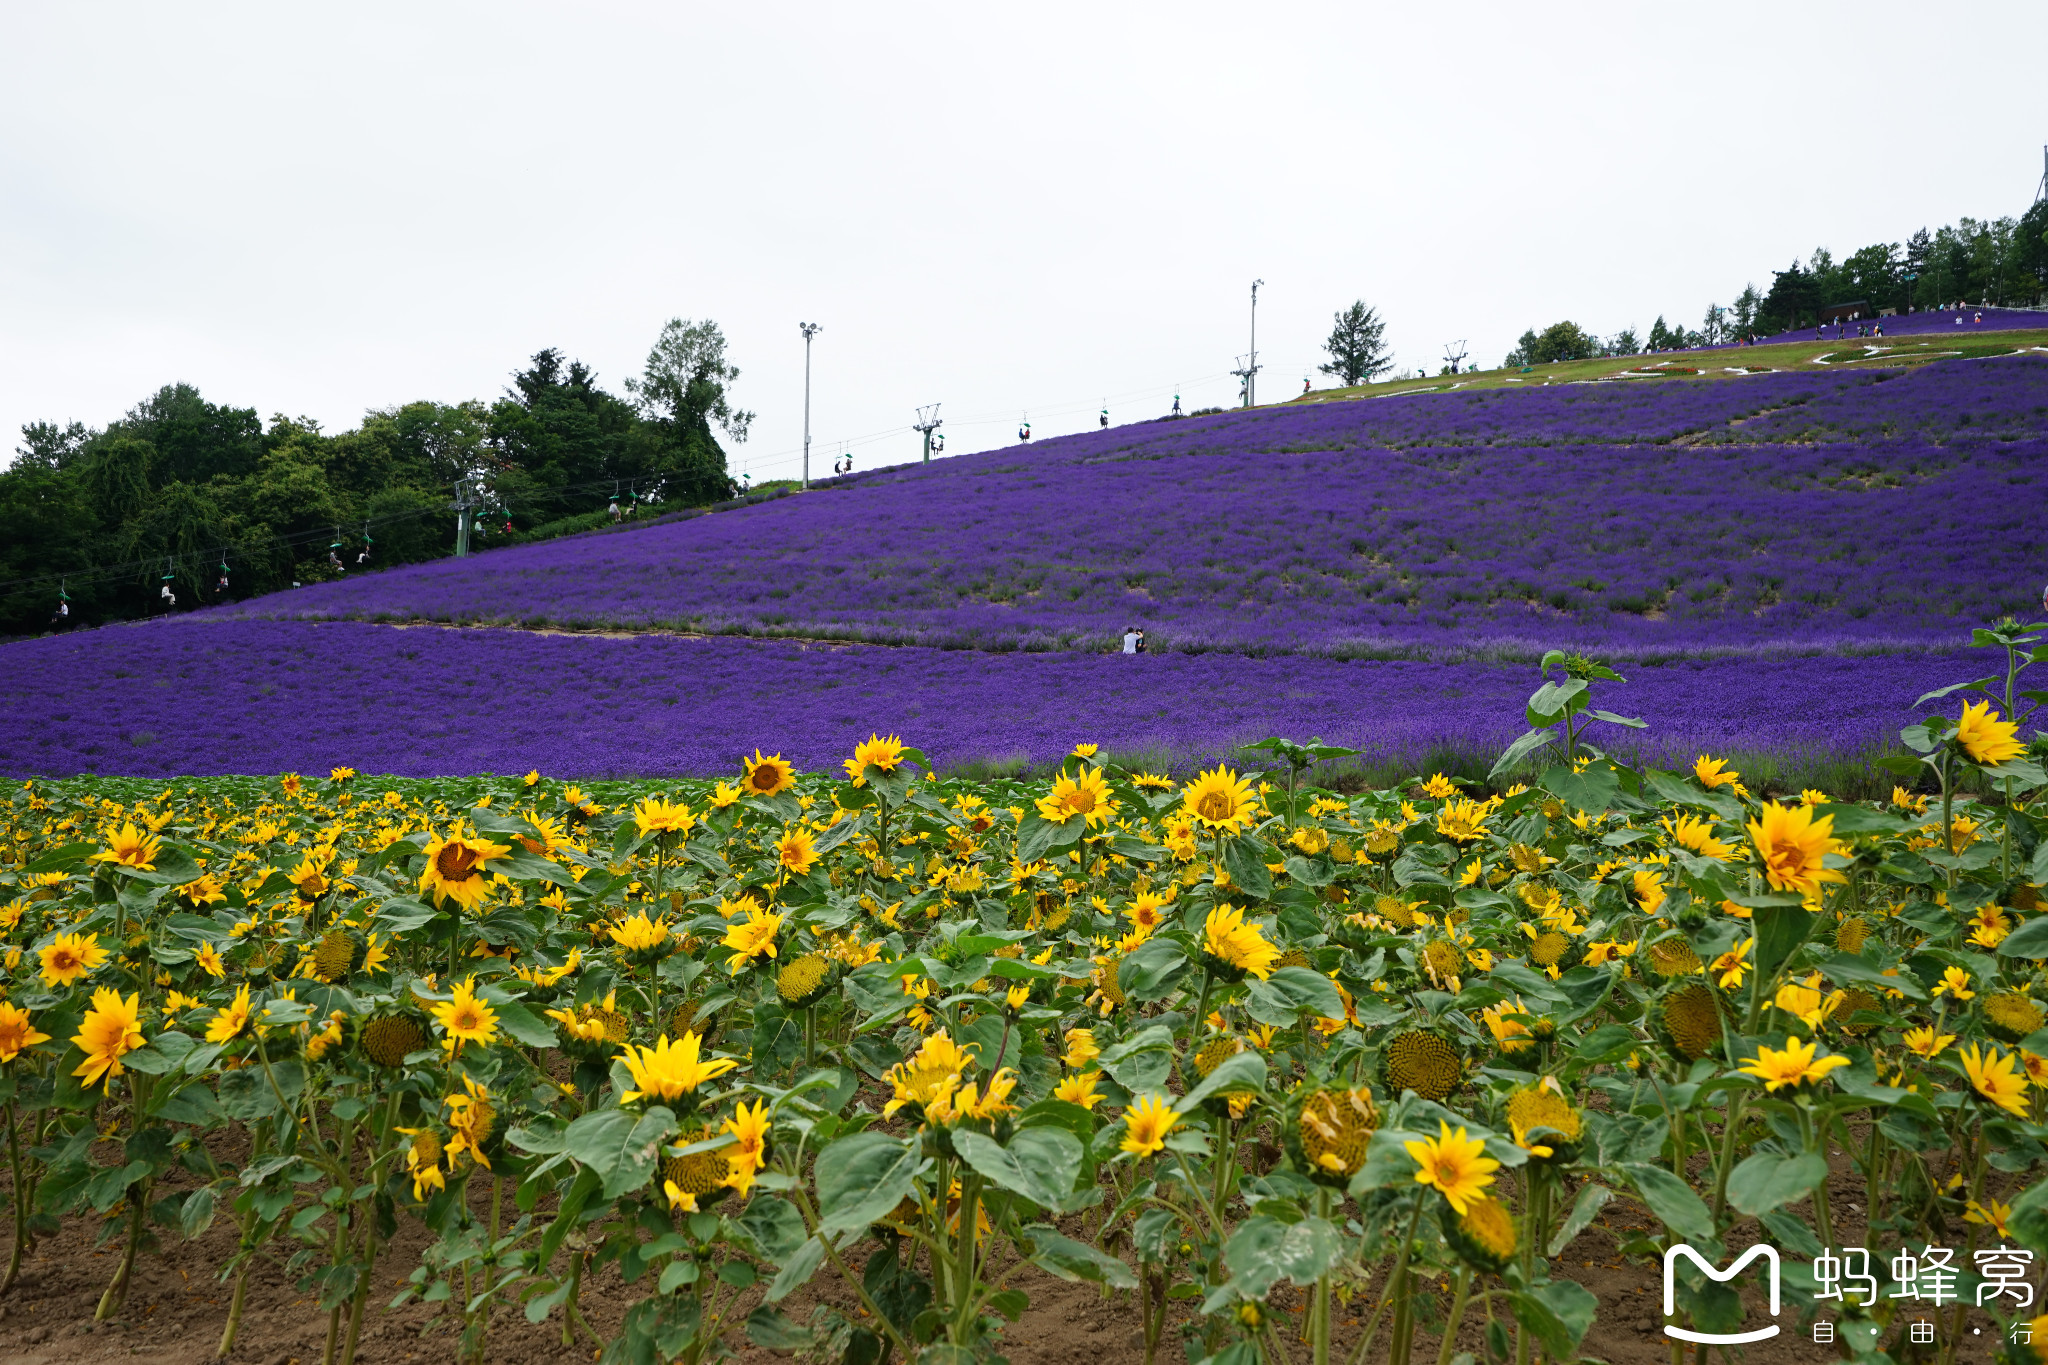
xmin=913 ymin=404 xmax=943 ymax=463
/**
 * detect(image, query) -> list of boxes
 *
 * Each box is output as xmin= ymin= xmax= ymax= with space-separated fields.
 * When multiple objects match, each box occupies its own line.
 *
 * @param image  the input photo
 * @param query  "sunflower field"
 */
xmin=4 ymin=628 xmax=2048 ymax=1365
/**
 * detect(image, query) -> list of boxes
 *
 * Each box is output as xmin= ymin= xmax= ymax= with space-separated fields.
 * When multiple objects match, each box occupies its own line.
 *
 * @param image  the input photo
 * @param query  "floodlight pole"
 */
xmin=1248 ymin=279 xmax=1264 ymax=407
xmin=800 ymin=322 xmax=822 ymax=489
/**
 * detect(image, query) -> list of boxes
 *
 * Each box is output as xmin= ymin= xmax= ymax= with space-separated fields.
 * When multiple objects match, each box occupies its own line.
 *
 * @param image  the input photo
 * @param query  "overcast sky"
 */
xmin=5 ymin=2 xmax=2045 ymax=482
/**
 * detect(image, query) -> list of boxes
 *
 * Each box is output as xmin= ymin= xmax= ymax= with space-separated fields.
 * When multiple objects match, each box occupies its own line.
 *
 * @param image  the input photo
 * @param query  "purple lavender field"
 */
xmin=1752 ymin=305 xmax=2048 ymax=342
xmin=0 ymin=618 xmax=1982 ymax=780
xmin=215 ymin=360 xmax=2048 ymax=659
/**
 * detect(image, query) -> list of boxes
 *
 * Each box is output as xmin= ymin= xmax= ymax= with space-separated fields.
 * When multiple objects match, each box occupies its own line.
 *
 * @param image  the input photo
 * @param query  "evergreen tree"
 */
xmin=1317 ymin=301 xmax=1392 ymax=386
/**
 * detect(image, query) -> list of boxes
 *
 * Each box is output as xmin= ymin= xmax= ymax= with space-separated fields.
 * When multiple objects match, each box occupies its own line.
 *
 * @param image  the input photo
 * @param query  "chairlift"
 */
xmin=932 ymin=433 xmax=945 ymax=453
xmin=1019 ymin=415 xmax=1032 ymax=442
xmin=357 ymin=520 xmax=373 ymax=565
xmin=1098 ymin=406 xmax=1108 ymax=429
xmin=1170 ymin=394 xmax=1183 ymax=418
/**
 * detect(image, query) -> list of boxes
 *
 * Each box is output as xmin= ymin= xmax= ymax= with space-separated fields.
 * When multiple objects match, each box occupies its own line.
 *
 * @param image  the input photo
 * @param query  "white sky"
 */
xmin=4 ymin=1 xmax=2046 ymax=482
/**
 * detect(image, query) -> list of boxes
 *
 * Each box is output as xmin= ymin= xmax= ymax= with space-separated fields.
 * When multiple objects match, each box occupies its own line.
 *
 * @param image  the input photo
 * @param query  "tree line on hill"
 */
xmin=1500 ymin=197 xmax=2048 ymax=367
xmin=0 ymin=319 xmax=750 ymax=638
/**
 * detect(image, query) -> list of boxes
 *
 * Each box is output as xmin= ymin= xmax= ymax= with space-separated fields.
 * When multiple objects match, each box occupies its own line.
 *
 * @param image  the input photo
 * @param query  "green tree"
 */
xmin=623 ymin=319 xmax=746 ymax=504
xmin=1316 ymin=301 xmax=1392 ymax=387
xmin=1609 ymin=326 xmax=1640 ymax=356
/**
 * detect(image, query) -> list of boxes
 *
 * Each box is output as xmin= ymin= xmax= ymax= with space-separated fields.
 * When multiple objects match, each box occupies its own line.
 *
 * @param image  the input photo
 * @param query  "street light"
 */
xmin=1248 ymin=280 xmax=1265 ymax=407
xmin=799 ymin=323 xmax=822 ymax=489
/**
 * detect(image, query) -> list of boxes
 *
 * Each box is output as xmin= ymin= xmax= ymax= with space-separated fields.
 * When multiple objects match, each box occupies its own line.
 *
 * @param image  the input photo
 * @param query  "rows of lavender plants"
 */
xmin=1751 ymin=304 xmax=2048 ymax=342
xmin=211 ymin=360 xmax=2048 ymax=658
xmin=0 ymin=617 xmax=1981 ymax=779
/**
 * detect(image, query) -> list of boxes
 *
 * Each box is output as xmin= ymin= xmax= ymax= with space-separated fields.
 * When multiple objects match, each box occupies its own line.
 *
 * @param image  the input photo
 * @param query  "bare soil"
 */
xmin=0 ymin=1153 xmax=1931 ymax=1365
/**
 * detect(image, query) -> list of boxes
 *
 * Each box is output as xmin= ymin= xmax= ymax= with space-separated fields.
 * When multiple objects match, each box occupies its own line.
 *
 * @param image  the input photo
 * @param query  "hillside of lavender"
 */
xmin=214 ymin=359 xmax=2048 ymax=661
xmin=6 ymin=356 xmax=2043 ymax=779
xmin=0 ymin=618 xmax=1984 ymax=781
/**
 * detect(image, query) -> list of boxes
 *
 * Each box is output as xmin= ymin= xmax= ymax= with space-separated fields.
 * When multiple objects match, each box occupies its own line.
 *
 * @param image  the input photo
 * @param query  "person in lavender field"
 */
xmin=1122 ymin=626 xmax=1141 ymax=654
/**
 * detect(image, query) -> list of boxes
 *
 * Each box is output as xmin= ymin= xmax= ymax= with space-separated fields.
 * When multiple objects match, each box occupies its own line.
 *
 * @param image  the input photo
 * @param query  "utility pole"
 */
xmin=913 ymin=405 xmax=943 ymax=463
xmin=799 ymin=322 xmax=822 ymax=488
xmin=1248 ymin=279 xmax=1265 ymax=407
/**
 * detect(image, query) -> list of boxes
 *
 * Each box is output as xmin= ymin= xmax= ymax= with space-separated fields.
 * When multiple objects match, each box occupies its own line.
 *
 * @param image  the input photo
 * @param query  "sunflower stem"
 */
xmin=1312 ymin=1188 xmax=1333 ymax=1365
xmin=1 ymin=1100 xmax=23 ymax=1296
xmin=1435 ymin=1266 xmax=1473 ymax=1365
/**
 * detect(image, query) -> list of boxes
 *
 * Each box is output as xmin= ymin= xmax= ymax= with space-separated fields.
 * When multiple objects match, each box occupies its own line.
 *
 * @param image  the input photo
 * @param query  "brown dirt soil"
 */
xmin=0 ymin=1140 xmax=1973 ymax=1365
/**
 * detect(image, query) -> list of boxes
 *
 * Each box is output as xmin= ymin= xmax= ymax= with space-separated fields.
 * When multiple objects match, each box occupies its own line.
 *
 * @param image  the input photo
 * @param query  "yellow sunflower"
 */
xmin=429 ymin=976 xmax=499 ymax=1055
xmin=741 ymin=750 xmax=798 ymax=797
xmin=1179 ymin=766 xmax=1258 ymax=833
xmin=722 ymin=905 xmax=784 ymax=974
xmin=418 ymin=828 xmax=511 ymax=912
xmin=1035 ymin=768 xmax=1118 ymax=827
xmin=776 ymin=829 xmax=819 ymax=876
xmin=1746 ymin=803 xmax=1846 ymax=900
xmin=843 ymin=734 xmax=907 ymax=782
xmin=1954 ymin=700 xmax=2025 ymax=767
xmin=38 ymin=931 xmax=107 ymax=989
xmin=1202 ymin=904 xmax=1281 ymax=981
xmin=72 ymin=988 xmax=145 ymax=1090
xmin=91 ymin=822 xmax=161 ymax=871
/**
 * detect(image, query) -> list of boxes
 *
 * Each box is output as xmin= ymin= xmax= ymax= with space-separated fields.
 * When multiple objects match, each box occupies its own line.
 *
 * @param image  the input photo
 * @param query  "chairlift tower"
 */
xmin=1442 ymin=340 xmax=1468 ymax=375
xmin=452 ymin=479 xmax=482 ymax=557
xmin=1230 ymin=355 xmax=1258 ymax=408
xmin=913 ymin=405 xmax=943 ymax=463
xmin=2036 ymin=145 xmax=2048 ymax=205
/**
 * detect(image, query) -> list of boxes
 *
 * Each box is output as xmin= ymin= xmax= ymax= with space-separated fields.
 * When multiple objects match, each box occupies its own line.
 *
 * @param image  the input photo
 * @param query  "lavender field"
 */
xmin=0 ymin=617 xmax=1983 ymax=780
xmin=212 ymin=359 xmax=2048 ymax=659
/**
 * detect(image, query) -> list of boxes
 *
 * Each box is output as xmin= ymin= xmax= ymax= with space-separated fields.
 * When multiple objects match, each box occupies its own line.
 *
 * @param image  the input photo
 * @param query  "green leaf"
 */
xmin=1116 ymin=938 xmax=1189 ymax=1005
xmin=1509 ymin=1279 xmax=1598 ymax=1360
xmin=1244 ymin=966 xmax=1346 ymax=1027
xmin=1097 ymin=1025 xmax=1175 ymax=1094
xmin=1642 ymin=769 xmax=1743 ymax=821
xmin=22 ymin=842 xmax=94 ymax=875
xmin=1541 ymin=764 xmax=1619 ymax=816
xmin=1220 ymin=837 xmax=1274 ymax=900
xmin=179 ymin=1185 xmax=217 ymax=1240
xmin=1726 ymin=1152 xmax=1827 ymax=1216
xmin=1220 ymin=1215 xmax=1345 ymax=1300
xmin=565 ymin=1106 xmax=675 ymax=1198
xmin=1999 ymin=915 xmax=2048 ymax=959
xmin=1489 ymin=727 xmax=1557 ymax=779
xmin=1527 ymin=678 xmax=1588 ymax=727
xmin=372 ymin=898 xmax=440 ymax=935
xmin=763 ymin=1237 xmax=827 ymax=1305
xmin=814 ymin=1132 xmax=924 ymax=1238
xmin=1019 ymin=1224 xmax=1138 ymax=1288
xmin=1753 ymin=902 xmax=1813 ymax=978
xmin=1179 ymin=1050 xmax=1266 ymax=1112
xmin=732 ymin=1195 xmax=808 ymax=1264
xmin=117 ymin=844 xmax=203 ymax=886
xmin=1017 ymin=813 xmax=1083 ymax=864
xmin=1548 ymin=1182 xmax=1613 ymax=1257
xmin=478 ymin=991 xmax=557 ymax=1048
xmin=1620 ymin=1163 xmax=1715 ymax=1245
xmin=952 ymin=1127 xmax=1083 ymax=1209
